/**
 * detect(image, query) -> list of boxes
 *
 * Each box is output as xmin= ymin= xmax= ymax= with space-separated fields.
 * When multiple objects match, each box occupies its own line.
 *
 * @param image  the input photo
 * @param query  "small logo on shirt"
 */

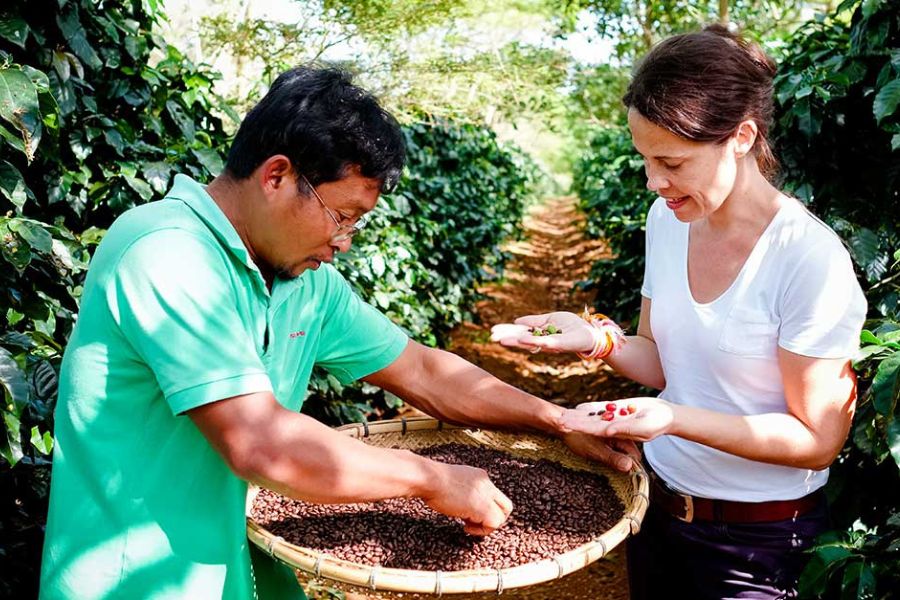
xmin=289 ymin=330 xmax=306 ymax=339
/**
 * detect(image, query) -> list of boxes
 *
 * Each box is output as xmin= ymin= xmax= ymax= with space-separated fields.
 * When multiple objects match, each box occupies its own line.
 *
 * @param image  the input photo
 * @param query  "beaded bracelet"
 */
xmin=576 ymin=306 xmax=626 ymax=361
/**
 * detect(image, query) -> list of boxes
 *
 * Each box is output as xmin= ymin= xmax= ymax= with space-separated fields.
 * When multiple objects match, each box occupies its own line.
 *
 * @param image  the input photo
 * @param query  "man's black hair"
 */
xmin=225 ymin=66 xmax=406 ymax=193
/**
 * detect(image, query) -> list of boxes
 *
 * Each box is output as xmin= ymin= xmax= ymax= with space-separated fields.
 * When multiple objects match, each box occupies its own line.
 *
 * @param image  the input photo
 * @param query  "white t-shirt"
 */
xmin=641 ymin=196 xmax=866 ymax=502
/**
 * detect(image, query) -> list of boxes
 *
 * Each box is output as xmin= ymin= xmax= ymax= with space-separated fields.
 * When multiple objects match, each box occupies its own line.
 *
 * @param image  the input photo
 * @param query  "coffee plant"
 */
xmin=570 ymin=124 xmax=654 ymax=325
xmin=0 ymin=0 xmax=235 ymax=594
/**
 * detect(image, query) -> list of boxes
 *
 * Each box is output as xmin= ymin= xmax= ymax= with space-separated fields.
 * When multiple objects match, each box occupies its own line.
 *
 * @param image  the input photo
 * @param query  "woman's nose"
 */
xmin=645 ymin=166 xmax=669 ymax=192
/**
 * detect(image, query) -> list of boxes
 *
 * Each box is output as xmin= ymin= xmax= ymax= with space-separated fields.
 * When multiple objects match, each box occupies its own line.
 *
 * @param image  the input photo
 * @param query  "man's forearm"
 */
xmin=371 ymin=343 xmax=566 ymax=436
xmin=244 ymin=410 xmax=442 ymax=503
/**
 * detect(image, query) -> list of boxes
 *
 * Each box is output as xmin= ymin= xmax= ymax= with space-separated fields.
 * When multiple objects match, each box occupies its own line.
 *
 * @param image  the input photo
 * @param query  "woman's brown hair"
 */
xmin=623 ymin=24 xmax=779 ymax=179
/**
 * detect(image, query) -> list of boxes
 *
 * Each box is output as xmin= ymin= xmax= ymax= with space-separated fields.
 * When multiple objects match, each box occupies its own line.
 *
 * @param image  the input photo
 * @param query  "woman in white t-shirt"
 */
xmin=492 ymin=24 xmax=866 ymax=599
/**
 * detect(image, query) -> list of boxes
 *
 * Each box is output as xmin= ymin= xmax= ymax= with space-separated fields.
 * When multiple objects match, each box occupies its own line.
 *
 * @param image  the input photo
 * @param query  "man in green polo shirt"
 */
xmin=39 ymin=67 xmax=637 ymax=599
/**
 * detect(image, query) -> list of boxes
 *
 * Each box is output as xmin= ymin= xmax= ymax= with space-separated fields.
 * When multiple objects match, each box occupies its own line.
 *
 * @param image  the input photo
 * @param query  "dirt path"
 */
xmin=445 ymin=196 xmax=642 ymax=405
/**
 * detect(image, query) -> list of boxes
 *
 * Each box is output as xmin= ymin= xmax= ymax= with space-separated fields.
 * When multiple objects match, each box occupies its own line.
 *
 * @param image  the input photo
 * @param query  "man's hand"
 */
xmin=490 ymin=311 xmax=594 ymax=354
xmin=562 ymin=431 xmax=641 ymax=472
xmin=420 ymin=462 xmax=513 ymax=536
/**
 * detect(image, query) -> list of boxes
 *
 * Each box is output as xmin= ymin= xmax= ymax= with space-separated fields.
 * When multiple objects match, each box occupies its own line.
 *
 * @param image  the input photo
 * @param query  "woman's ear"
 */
xmin=733 ymin=120 xmax=758 ymax=158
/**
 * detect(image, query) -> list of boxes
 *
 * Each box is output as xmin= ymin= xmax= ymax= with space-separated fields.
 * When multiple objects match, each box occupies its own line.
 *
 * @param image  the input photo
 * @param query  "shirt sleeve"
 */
xmin=314 ymin=266 xmax=409 ymax=383
xmin=108 ymin=229 xmax=272 ymax=415
xmin=778 ymin=237 xmax=867 ymax=359
xmin=640 ymin=198 xmax=662 ymax=299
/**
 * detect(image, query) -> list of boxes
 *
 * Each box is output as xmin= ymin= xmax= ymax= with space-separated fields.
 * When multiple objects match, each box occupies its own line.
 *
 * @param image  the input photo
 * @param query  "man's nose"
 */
xmin=331 ymin=237 xmax=352 ymax=254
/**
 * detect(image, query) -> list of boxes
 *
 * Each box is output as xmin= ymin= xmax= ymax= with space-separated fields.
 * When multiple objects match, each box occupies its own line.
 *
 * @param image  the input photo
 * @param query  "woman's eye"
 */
xmin=663 ymin=162 xmax=682 ymax=170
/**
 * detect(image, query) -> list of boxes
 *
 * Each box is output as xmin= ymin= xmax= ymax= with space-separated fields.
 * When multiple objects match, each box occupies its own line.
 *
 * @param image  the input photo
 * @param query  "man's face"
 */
xmin=254 ymin=164 xmax=382 ymax=280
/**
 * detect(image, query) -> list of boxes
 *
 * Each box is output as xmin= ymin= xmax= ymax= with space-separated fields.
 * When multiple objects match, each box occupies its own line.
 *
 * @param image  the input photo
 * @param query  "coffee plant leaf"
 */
xmin=29 ymin=425 xmax=52 ymax=455
xmin=887 ymin=417 xmax=900 ymax=471
xmin=55 ymin=7 xmax=102 ymax=71
xmin=0 ymin=346 xmax=27 ymax=415
xmin=840 ymin=558 xmax=877 ymax=600
xmin=0 ymin=66 xmax=41 ymax=160
xmin=0 ymin=13 xmax=29 ymax=50
xmin=874 ymin=79 xmax=900 ymax=124
xmin=871 ymin=351 xmax=900 ymax=416
xmin=8 ymin=219 xmax=52 ymax=255
xmin=1 ymin=410 xmax=23 ymax=466
xmin=189 ymin=147 xmax=224 ymax=178
xmin=0 ymin=160 xmax=27 ymax=211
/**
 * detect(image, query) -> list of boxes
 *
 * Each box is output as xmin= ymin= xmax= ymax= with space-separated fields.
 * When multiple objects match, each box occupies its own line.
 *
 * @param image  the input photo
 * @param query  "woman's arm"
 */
xmin=491 ymin=296 xmax=666 ymax=390
xmin=562 ymin=349 xmax=857 ymax=470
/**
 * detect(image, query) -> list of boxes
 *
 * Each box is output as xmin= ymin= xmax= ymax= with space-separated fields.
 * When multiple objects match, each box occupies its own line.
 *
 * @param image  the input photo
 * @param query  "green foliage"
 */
xmin=572 ymin=0 xmax=834 ymax=61
xmin=800 ymin=318 xmax=900 ymax=599
xmin=304 ymin=120 xmax=539 ymax=422
xmin=773 ymin=0 xmax=900 ymax=320
xmin=772 ymin=1 xmax=900 ymax=596
xmin=571 ymin=124 xmax=654 ymax=323
xmin=0 ymin=0 xmax=232 ymax=595
xmin=196 ymin=1 xmax=573 ymax=127
xmin=565 ymin=63 xmax=631 ymax=141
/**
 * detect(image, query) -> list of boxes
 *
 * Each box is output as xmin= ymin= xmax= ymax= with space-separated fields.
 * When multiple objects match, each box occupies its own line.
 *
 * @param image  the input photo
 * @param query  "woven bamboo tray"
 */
xmin=246 ymin=416 xmax=649 ymax=595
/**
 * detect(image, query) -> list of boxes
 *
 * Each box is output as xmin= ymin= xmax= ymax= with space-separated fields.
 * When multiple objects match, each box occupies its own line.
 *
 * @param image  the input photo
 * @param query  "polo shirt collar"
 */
xmin=164 ymin=175 xmax=306 ymax=302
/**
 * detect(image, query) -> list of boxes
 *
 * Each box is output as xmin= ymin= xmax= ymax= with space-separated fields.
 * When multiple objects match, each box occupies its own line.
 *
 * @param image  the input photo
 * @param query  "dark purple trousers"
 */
xmin=627 ymin=497 xmax=828 ymax=599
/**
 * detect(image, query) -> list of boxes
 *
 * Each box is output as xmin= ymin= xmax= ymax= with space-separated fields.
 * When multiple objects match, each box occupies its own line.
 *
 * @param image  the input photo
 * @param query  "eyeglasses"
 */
xmin=299 ymin=174 xmax=368 ymax=242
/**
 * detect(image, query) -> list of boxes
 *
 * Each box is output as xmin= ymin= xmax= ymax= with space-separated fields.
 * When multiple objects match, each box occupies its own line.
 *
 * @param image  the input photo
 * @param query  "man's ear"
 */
xmin=256 ymin=155 xmax=294 ymax=195
xmin=733 ymin=120 xmax=758 ymax=158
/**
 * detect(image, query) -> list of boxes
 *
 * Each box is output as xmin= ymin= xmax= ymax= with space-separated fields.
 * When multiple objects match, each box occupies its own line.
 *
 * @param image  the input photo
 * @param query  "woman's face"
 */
xmin=627 ymin=108 xmax=741 ymax=223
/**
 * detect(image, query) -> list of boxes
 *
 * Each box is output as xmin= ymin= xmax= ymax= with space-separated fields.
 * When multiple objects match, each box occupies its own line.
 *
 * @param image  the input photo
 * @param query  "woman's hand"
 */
xmin=561 ymin=398 xmax=675 ymax=443
xmin=490 ymin=311 xmax=594 ymax=354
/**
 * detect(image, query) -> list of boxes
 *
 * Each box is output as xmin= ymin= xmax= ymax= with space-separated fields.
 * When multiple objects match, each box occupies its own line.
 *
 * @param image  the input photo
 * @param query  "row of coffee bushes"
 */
xmin=773 ymin=1 xmax=899 ymax=597
xmin=0 ymin=1 xmax=237 ymax=595
xmin=0 ymin=0 xmax=540 ymax=595
xmin=570 ymin=125 xmax=654 ymax=326
xmin=571 ymin=1 xmax=899 ymax=595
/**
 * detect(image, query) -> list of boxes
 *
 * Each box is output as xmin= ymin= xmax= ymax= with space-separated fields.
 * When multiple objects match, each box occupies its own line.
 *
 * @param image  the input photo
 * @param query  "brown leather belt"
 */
xmin=648 ymin=470 xmax=823 ymax=524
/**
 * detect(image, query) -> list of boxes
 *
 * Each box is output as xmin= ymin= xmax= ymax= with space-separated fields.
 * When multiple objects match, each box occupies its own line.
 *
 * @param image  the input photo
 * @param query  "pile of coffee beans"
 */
xmin=251 ymin=443 xmax=624 ymax=571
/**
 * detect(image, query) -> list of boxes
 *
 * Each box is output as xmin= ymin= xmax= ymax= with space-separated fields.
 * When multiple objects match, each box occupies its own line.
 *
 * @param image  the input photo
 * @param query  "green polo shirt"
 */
xmin=39 ymin=175 xmax=408 ymax=600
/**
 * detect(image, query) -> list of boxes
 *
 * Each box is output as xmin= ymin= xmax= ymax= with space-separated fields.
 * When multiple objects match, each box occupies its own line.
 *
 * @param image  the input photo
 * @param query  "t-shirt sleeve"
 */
xmin=314 ymin=266 xmax=409 ymax=383
xmin=778 ymin=237 xmax=867 ymax=359
xmin=640 ymin=198 xmax=662 ymax=299
xmin=108 ymin=229 xmax=272 ymax=415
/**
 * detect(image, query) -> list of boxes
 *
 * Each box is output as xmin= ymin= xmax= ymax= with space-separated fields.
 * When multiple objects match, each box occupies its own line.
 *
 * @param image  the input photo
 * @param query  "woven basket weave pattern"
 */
xmin=247 ymin=417 xmax=648 ymax=595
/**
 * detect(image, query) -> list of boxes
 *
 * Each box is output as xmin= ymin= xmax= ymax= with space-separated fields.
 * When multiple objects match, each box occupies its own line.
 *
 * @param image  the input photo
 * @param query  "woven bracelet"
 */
xmin=576 ymin=307 xmax=626 ymax=361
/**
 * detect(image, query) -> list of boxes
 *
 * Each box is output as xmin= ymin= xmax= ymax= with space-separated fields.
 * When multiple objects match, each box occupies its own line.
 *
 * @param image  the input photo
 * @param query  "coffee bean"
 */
xmin=250 ymin=444 xmax=624 ymax=571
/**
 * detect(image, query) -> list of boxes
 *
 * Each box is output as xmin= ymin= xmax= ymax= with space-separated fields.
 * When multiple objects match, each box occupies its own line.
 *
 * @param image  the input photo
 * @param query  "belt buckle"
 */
xmin=679 ymin=494 xmax=694 ymax=523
